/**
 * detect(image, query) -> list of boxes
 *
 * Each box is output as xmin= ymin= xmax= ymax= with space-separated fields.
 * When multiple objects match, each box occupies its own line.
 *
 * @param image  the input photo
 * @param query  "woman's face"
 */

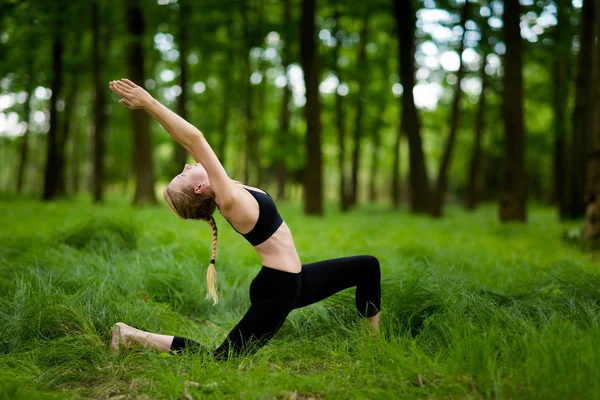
xmin=169 ymin=163 xmax=211 ymax=194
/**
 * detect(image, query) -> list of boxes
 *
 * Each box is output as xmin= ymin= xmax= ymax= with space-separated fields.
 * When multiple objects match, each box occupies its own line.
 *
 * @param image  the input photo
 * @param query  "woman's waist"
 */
xmin=253 ymin=224 xmax=301 ymax=272
xmin=256 ymin=251 xmax=301 ymax=273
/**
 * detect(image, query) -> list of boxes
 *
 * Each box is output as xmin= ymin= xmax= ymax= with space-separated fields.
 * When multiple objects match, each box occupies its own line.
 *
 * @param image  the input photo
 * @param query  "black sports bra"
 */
xmin=227 ymin=188 xmax=284 ymax=246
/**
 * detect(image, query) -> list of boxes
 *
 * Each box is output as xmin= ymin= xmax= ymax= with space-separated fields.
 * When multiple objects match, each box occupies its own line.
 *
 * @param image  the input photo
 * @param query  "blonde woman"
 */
xmin=109 ymin=79 xmax=381 ymax=358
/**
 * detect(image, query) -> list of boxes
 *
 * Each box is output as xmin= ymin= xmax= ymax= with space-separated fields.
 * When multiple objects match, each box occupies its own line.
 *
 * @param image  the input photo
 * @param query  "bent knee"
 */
xmin=361 ymin=255 xmax=380 ymax=270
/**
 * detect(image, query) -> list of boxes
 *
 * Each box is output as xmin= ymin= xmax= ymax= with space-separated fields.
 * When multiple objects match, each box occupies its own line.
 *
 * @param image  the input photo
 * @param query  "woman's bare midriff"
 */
xmin=253 ymin=222 xmax=302 ymax=273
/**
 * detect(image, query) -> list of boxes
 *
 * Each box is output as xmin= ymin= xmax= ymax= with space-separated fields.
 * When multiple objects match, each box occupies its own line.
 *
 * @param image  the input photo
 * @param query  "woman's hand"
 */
xmin=109 ymin=79 xmax=154 ymax=110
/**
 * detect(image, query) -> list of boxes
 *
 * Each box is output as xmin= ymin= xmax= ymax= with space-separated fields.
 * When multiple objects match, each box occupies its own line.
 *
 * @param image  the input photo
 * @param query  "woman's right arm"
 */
xmin=109 ymin=79 xmax=238 ymax=208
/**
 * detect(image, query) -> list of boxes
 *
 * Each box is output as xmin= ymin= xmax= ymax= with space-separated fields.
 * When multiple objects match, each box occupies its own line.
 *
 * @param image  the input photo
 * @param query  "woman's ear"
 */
xmin=194 ymin=184 xmax=203 ymax=195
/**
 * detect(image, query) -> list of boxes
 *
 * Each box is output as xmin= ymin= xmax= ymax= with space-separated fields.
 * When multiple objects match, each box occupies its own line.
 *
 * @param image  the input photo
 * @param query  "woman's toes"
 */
xmin=111 ymin=325 xmax=121 ymax=351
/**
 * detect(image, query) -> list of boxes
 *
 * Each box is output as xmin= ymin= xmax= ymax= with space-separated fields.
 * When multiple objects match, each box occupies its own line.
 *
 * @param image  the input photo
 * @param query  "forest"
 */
xmin=1 ymin=0 xmax=599 ymax=399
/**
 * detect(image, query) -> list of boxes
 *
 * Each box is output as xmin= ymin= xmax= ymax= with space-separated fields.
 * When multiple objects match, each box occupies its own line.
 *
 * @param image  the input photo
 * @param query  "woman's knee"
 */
xmin=361 ymin=255 xmax=380 ymax=274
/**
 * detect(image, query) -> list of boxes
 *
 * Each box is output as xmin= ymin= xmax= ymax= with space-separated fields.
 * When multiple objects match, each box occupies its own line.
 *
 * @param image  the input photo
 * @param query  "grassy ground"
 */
xmin=0 ymin=195 xmax=597 ymax=399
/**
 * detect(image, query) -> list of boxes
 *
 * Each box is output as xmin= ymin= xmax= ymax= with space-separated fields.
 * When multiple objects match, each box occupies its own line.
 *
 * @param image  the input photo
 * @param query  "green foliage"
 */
xmin=0 ymin=197 xmax=596 ymax=399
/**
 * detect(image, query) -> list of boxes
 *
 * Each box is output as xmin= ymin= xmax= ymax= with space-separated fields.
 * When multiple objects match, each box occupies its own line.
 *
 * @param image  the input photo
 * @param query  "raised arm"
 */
xmin=109 ymin=79 xmax=236 ymax=207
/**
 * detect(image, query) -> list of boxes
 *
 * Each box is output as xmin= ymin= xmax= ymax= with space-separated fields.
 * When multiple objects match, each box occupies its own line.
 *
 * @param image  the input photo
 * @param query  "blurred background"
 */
xmin=0 ymin=0 xmax=598 ymax=235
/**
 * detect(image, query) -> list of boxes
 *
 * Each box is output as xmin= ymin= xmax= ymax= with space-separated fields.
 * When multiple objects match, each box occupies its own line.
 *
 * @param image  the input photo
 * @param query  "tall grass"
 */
xmin=0 ymin=196 xmax=597 ymax=399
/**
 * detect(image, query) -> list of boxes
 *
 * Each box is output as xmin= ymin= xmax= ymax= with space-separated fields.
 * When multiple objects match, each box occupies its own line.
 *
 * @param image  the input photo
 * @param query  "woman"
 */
xmin=109 ymin=79 xmax=381 ymax=359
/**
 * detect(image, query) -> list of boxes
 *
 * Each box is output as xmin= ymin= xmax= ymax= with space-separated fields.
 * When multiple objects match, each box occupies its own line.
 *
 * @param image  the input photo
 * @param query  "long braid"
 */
xmin=206 ymin=216 xmax=219 ymax=304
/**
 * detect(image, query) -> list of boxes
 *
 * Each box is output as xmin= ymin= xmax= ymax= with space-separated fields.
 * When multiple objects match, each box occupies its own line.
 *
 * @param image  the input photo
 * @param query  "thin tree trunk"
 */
xmin=391 ymin=120 xmax=402 ymax=208
xmin=126 ymin=0 xmax=157 ymax=205
xmin=16 ymin=46 xmax=34 ymax=193
xmin=349 ymin=15 xmax=369 ymax=208
xmin=301 ymin=0 xmax=323 ymax=215
xmin=242 ymin=0 xmax=259 ymax=185
xmin=369 ymin=95 xmax=386 ymax=203
xmin=393 ymin=0 xmax=430 ymax=213
xmin=57 ymin=74 xmax=79 ymax=197
xmin=218 ymin=20 xmax=235 ymax=167
xmin=55 ymin=29 xmax=83 ymax=198
xmin=568 ymin=0 xmax=595 ymax=219
xmin=173 ymin=0 xmax=190 ymax=174
xmin=431 ymin=0 xmax=469 ymax=218
xmin=583 ymin=0 xmax=600 ymax=242
xmin=70 ymin=116 xmax=81 ymax=194
xmin=465 ymin=52 xmax=489 ymax=210
xmin=92 ymin=1 xmax=107 ymax=202
xmin=499 ymin=0 xmax=526 ymax=221
xmin=553 ymin=0 xmax=571 ymax=214
xmin=333 ymin=9 xmax=350 ymax=211
xmin=276 ymin=0 xmax=292 ymax=201
xmin=42 ymin=13 xmax=64 ymax=201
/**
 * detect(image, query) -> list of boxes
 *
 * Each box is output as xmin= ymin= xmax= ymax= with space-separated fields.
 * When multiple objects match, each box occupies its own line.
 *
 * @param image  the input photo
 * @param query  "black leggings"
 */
xmin=170 ymin=255 xmax=381 ymax=358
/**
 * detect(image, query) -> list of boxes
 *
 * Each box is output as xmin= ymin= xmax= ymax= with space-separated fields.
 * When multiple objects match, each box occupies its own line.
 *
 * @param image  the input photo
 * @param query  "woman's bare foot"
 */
xmin=110 ymin=322 xmax=175 ymax=353
xmin=368 ymin=313 xmax=380 ymax=336
xmin=111 ymin=322 xmax=139 ymax=351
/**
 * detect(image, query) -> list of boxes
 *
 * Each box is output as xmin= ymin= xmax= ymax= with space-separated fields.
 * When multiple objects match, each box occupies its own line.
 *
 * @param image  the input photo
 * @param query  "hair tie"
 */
xmin=210 ymin=259 xmax=216 ymax=264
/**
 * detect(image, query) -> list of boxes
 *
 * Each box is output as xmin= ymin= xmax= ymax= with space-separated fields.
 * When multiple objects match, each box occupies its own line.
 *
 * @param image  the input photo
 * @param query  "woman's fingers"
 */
xmin=120 ymin=98 xmax=134 ymax=108
xmin=111 ymin=86 xmax=127 ymax=98
xmin=121 ymin=78 xmax=137 ymax=88
xmin=115 ymin=80 xmax=133 ymax=94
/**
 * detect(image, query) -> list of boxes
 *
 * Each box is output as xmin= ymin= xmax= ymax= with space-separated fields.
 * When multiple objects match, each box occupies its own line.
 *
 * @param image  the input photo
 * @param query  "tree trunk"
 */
xmin=431 ymin=0 xmax=469 ymax=218
xmin=218 ymin=20 xmax=235 ymax=167
xmin=70 ymin=116 xmax=81 ymax=194
xmin=349 ymin=15 xmax=369 ymax=208
xmin=499 ymin=0 xmax=526 ymax=221
xmin=369 ymin=87 xmax=387 ymax=203
xmin=333 ymin=9 xmax=350 ymax=211
xmin=393 ymin=0 xmax=430 ymax=213
xmin=125 ymin=0 xmax=157 ymax=205
xmin=173 ymin=0 xmax=190 ymax=174
xmin=42 ymin=14 xmax=64 ymax=201
xmin=391 ymin=120 xmax=402 ymax=208
xmin=92 ymin=0 xmax=107 ymax=203
xmin=276 ymin=0 xmax=292 ymax=201
xmin=465 ymin=51 xmax=489 ymax=211
xmin=300 ymin=0 xmax=323 ymax=215
xmin=583 ymin=0 xmax=600 ymax=243
xmin=568 ymin=0 xmax=595 ymax=219
xmin=553 ymin=0 xmax=570 ymax=214
xmin=57 ymin=70 xmax=80 ymax=197
xmin=55 ymin=28 xmax=83 ymax=198
xmin=16 ymin=46 xmax=34 ymax=193
xmin=242 ymin=0 xmax=258 ymax=186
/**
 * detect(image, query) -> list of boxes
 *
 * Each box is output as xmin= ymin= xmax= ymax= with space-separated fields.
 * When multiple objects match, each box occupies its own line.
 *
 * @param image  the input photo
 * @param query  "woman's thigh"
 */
xmin=295 ymin=255 xmax=379 ymax=309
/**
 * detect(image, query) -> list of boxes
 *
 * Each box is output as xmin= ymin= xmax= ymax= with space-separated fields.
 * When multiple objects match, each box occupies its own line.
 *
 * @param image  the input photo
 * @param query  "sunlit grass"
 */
xmin=0 ymin=196 xmax=596 ymax=399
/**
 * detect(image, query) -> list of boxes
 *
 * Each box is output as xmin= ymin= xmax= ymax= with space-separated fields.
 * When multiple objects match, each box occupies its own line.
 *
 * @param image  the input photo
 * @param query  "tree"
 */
xmin=125 ymin=0 xmax=157 ymax=205
xmin=92 ymin=0 xmax=108 ymax=203
xmin=348 ymin=13 xmax=369 ymax=208
xmin=393 ymin=0 xmax=431 ymax=213
xmin=332 ymin=8 xmax=350 ymax=211
xmin=499 ymin=0 xmax=526 ymax=222
xmin=431 ymin=0 xmax=469 ymax=218
xmin=172 ymin=0 xmax=190 ymax=174
xmin=217 ymin=19 xmax=235 ymax=168
xmin=584 ymin=0 xmax=600 ymax=242
xmin=552 ymin=0 xmax=571 ymax=215
xmin=465 ymin=51 xmax=489 ymax=211
xmin=276 ymin=0 xmax=293 ymax=200
xmin=16 ymin=12 xmax=35 ymax=194
xmin=300 ymin=0 xmax=323 ymax=215
xmin=42 ymin=4 xmax=65 ymax=201
xmin=567 ymin=0 xmax=595 ymax=219
xmin=242 ymin=0 xmax=259 ymax=186
xmin=369 ymin=41 xmax=391 ymax=204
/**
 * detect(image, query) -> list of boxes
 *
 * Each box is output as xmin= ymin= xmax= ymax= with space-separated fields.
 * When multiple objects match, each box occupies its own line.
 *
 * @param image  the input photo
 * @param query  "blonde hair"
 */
xmin=163 ymin=184 xmax=219 ymax=304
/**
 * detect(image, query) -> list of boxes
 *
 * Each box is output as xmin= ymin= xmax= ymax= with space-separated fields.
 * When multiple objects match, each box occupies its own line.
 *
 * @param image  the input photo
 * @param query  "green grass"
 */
xmin=0 ymin=195 xmax=597 ymax=399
